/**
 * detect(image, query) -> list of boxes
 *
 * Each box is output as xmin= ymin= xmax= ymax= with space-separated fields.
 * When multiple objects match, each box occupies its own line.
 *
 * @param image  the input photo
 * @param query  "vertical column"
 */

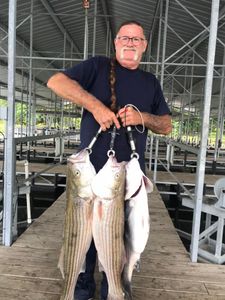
xmin=153 ymin=137 xmax=159 ymax=183
xmin=156 ymin=0 xmax=163 ymax=78
xmin=3 ymin=0 xmax=17 ymax=246
xmin=105 ymin=20 xmax=110 ymax=57
xmin=83 ymin=1 xmax=89 ymax=60
xmin=28 ymin=0 xmax=34 ymax=137
xmin=214 ymin=48 xmax=225 ymax=161
xmin=187 ymin=53 xmax=194 ymax=144
xmin=160 ymin=0 xmax=169 ymax=89
xmin=190 ymin=0 xmax=220 ymax=262
xmin=92 ymin=0 xmax=97 ymax=57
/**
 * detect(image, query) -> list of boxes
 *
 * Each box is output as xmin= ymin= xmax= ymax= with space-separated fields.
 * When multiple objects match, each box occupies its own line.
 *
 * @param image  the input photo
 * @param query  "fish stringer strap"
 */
xmin=85 ymin=127 xmax=102 ymax=154
xmin=107 ymin=125 xmax=118 ymax=157
xmin=126 ymin=125 xmax=139 ymax=160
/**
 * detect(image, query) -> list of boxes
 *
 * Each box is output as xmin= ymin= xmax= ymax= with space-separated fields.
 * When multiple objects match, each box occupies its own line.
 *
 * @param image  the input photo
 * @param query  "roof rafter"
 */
xmin=39 ymin=0 xmax=82 ymax=57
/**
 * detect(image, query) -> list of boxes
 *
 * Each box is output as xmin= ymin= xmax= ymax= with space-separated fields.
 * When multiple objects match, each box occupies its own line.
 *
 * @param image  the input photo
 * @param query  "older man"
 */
xmin=47 ymin=20 xmax=172 ymax=300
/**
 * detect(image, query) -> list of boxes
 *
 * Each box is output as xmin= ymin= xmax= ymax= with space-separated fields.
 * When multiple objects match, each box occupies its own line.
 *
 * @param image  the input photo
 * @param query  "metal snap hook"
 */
xmin=131 ymin=152 xmax=139 ymax=159
xmin=107 ymin=149 xmax=115 ymax=157
xmin=85 ymin=147 xmax=92 ymax=155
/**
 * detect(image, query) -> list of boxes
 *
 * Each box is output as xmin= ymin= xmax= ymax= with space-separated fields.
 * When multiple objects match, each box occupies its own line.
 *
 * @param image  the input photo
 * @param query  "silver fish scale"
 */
xmin=59 ymin=151 xmax=96 ymax=300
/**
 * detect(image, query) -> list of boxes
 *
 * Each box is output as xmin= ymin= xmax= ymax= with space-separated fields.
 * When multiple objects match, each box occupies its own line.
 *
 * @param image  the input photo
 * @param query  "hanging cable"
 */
xmin=123 ymin=104 xmax=145 ymax=134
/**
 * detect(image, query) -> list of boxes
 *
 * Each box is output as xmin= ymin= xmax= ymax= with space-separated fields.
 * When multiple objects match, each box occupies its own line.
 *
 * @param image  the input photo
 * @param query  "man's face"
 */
xmin=114 ymin=24 xmax=147 ymax=70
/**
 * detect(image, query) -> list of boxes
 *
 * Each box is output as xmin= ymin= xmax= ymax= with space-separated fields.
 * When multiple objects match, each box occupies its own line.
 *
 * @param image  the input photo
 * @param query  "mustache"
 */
xmin=120 ymin=47 xmax=138 ymax=61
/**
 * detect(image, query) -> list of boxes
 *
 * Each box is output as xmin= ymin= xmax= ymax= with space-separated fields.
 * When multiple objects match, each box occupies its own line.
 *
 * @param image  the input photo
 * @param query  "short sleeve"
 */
xmin=152 ymin=76 xmax=171 ymax=115
xmin=62 ymin=57 xmax=99 ymax=90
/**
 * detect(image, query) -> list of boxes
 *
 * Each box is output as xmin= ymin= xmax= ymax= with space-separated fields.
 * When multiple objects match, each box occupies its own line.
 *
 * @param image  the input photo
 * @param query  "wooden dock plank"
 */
xmin=0 ymin=275 xmax=62 ymax=294
xmin=132 ymin=276 xmax=208 ymax=294
xmin=132 ymin=288 xmax=225 ymax=300
xmin=154 ymin=171 xmax=224 ymax=186
xmin=0 ymin=287 xmax=60 ymax=300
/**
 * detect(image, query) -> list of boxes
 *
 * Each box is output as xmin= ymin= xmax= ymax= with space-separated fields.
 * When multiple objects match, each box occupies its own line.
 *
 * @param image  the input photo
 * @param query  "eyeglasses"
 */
xmin=116 ymin=36 xmax=145 ymax=46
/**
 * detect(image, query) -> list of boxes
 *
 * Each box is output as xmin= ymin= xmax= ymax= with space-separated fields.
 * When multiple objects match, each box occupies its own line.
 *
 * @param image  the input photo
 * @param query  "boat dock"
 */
xmin=0 ymin=171 xmax=225 ymax=299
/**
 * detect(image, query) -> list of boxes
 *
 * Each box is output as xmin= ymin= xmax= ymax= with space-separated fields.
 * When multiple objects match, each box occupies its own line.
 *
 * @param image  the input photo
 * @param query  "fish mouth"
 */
xmin=108 ymin=155 xmax=126 ymax=168
xmin=68 ymin=149 xmax=88 ymax=164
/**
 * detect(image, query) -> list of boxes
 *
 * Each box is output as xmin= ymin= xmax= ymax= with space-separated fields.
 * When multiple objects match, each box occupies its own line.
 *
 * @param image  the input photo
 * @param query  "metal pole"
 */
xmin=83 ymin=8 xmax=89 ymax=60
xmin=214 ymin=48 xmax=225 ymax=160
xmin=175 ymin=0 xmax=225 ymax=48
xmin=160 ymin=0 xmax=169 ymax=89
xmin=153 ymin=137 xmax=159 ymax=183
xmin=20 ymin=41 xmax=25 ymax=139
xmin=156 ymin=0 xmax=163 ymax=78
xmin=148 ymin=134 xmax=154 ymax=171
xmin=92 ymin=0 xmax=97 ymax=57
xmin=3 ymin=0 xmax=17 ymax=246
xmin=190 ymin=0 xmax=220 ymax=262
xmin=187 ymin=53 xmax=194 ymax=143
xmin=28 ymin=0 xmax=33 ymax=137
xmin=106 ymin=20 xmax=109 ymax=57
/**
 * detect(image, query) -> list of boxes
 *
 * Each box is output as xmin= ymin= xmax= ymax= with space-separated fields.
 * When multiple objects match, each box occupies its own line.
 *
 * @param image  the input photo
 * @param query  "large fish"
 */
xmin=91 ymin=156 xmax=126 ymax=300
xmin=58 ymin=150 xmax=96 ymax=300
xmin=122 ymin=157 xmax=153 ymax=300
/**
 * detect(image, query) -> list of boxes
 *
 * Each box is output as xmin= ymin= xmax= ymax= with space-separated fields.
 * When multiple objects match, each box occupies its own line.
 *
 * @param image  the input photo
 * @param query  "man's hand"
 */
xmin=118 ymin=106 xmax=172 ymax=135
xmin=118 ymin=106 xmax=142 ymax=127
xmin=92 ymin=102 xmax=121 ymax=131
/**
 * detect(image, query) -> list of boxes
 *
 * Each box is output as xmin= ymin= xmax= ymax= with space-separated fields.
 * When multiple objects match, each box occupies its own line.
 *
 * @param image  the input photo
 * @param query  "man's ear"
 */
xmin=143 ymin=40 xmax=147 ymax=52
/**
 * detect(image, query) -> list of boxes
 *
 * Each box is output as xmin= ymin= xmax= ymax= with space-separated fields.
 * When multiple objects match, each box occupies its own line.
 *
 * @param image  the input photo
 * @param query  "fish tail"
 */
xmin=58 ymin=245 xmax=65 ymax=279
xmin=121 ymin=268 xmax=132 ymax=300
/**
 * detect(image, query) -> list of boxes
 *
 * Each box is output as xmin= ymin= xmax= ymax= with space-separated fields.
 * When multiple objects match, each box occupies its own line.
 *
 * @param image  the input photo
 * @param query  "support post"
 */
xmin=3 ymin=0 xmax=17 ymax=246
xmin=190 ymin=0 xmax=220 ymax=262
xmin=160 ymin=0 xmax=169 ymax=89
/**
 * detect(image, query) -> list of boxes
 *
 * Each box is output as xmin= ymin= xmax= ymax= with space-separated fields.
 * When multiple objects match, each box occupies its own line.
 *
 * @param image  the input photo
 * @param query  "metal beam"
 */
xmin=175 ymin=0 xmax=225 ymax=48
xmin=39 ymin=0 xmax=81 ymax=57
xmin=3 ymin=0 xmax=17 ymax=246
xmin=99 ymin=0 xmax=114 ymax=51
xmin=160 ymin=0 xmax=169 ymax=89
xmin=164 ymin=9 xmax=225 ymax=64
xmin=190 ymin=0 xmax=220 ymax=263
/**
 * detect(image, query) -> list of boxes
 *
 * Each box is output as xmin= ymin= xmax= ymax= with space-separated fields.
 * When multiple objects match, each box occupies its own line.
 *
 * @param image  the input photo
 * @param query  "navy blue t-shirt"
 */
xmin=63 ymin=56 xmax=170 ymax=172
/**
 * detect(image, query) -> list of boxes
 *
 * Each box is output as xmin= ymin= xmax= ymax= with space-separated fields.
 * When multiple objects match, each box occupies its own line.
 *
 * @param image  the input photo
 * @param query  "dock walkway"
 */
xmin=0 ymin=176 xmax=225 ymax=299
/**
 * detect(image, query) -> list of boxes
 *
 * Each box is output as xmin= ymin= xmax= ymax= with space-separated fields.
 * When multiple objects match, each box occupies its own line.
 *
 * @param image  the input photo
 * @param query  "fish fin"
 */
xmin=125 ymin=179 xmax=142 ymax=200
xmin=123 ymin=284 xmax=133 ymax=300
xmin=143 ymin=175 xmax=153 ymax=193
xmin=57 ymin=245 xmax=65 ymax=279
xmin=122 ymin=269 xmax=133 ymax=300
xmin=97 ymin=201 xmax=103 ymax=220
xmin=97 ymin=257 xmax=105 ymax=273
xmin=80 ymin=260 xmax=86 ymax=273
xmin=134 ymin=259 xmax=141 ymax=272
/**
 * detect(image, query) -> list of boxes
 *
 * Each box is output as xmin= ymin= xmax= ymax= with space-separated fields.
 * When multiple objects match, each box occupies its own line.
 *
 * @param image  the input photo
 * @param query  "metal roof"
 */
xmin=1 ymin=0 xmax=225 ymax=117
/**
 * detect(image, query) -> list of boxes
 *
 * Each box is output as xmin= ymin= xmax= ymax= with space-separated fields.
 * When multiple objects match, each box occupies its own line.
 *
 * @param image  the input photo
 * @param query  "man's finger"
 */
xmin=112 ymin=115 xmax=121 ymax=129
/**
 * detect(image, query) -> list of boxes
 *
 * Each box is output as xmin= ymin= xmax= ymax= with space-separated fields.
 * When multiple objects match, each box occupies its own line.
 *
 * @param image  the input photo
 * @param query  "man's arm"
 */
xmin=142 ymin=112 xmax=172 ymax=135
xmin=118 ymin=106 xmax=172 ymax=135
xmin=47 ymin=72 xmax=120 ymax=131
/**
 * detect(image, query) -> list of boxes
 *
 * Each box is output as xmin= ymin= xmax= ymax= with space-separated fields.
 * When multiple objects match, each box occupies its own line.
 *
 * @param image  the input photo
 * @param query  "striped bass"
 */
xmin=122 ymin=157 xmax=153 ymax=299
xmin=58 ymin=150 xmax=96 ymax=300
xmin=91 ymin=156 xmax=126 ymax=300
